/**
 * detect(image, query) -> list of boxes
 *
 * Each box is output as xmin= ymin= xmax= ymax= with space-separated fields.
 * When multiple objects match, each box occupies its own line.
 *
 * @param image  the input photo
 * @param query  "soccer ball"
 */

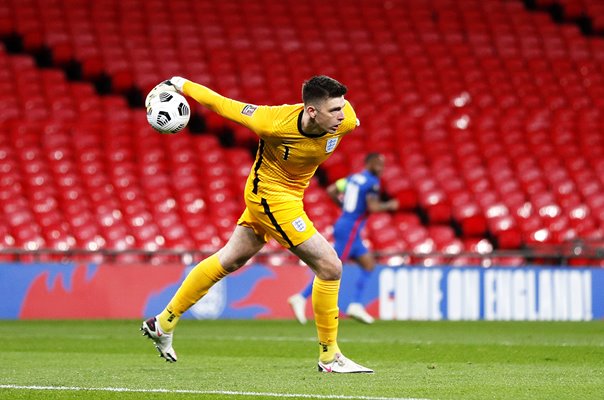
xmin=146 ymin=91 xmax=190 ymax=134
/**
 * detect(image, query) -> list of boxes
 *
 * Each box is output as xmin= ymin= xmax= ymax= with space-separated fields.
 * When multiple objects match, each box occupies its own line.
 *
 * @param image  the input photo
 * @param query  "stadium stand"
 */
xmin=0 ymin=0 xmax=603 ymax=266
xmin=533 ymin=0 xmax=604 ymax=33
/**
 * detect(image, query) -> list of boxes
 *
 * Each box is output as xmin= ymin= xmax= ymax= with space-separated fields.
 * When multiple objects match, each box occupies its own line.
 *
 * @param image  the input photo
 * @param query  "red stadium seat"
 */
xmin=0 ymin=0 xmax=602 ymax=266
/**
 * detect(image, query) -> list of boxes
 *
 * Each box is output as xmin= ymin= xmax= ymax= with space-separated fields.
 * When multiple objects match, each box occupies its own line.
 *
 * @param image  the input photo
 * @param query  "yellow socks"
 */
xmin=157 ymin=254 xmax=228 ymax=332
xmin=312 ymin=276 xmax=342 ymax=362
xmin=157 ymin=256 xmax=342 ymax=363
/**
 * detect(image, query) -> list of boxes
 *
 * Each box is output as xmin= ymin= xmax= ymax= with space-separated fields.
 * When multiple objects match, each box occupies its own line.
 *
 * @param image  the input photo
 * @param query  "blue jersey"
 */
xmin=333 ymin=170 xmax=380 ymax=260
xmin=339 ymin=170 xmax=380 ymax=220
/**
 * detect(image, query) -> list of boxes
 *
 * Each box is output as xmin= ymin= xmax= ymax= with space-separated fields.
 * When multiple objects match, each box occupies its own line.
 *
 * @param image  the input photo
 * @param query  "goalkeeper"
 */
xmin=141 ymin=75 xmax=373 ymax=373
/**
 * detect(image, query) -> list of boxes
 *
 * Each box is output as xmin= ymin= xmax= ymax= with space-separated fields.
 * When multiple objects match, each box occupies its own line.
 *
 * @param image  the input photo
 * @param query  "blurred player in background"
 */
xmin=141 ymin=75 xmax=373 ymax=373
xmin=288 ymin=153 xmax=399 ymax=324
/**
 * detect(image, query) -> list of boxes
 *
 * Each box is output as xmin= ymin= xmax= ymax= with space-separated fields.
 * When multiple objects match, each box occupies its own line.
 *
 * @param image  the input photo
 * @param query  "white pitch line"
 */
xmin=0 ymin=384 xmax=431 ymax=400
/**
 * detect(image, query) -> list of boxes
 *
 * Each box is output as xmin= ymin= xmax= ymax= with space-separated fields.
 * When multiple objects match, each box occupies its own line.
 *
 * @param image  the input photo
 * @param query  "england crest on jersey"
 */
xmin=292 ymin=217 xmax=307 ymax=232
xmin=325 ymin=137 xmax=338 ymax=153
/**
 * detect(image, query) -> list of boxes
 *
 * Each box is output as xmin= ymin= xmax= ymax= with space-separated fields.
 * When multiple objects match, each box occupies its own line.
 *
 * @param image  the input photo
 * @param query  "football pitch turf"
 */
xmin=1 ymin=320 xmax=602 ymax=400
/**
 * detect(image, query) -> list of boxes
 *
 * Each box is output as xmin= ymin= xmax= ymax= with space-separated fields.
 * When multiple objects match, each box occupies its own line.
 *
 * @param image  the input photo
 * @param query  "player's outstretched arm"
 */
xmin=159 ymin=76 xmax=270 ymax=134
xmin=169 ymin=77 xmax=243 ymax=117
xmin=147 ymin=77 xmax=225 ymax=111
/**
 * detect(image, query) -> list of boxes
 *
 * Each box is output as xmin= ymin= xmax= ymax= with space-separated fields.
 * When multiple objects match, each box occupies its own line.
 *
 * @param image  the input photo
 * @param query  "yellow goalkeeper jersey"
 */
xmin=183 ymin=81 xmax=359 ymax=201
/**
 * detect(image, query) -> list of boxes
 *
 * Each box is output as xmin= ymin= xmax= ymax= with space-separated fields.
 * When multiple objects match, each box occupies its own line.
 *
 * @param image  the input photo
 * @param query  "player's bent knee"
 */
xmin=221 ymin=257 xmax=250 ymax=272
xmin=217 ymin=249 xmax=255 ymax=272
xmin=315 ymin=257 xmax=342 ymax=281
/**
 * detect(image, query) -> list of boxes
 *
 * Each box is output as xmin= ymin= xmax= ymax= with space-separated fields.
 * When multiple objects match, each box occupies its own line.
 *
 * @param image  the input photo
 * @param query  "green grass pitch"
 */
xmin=1 ymin=320 xmax=602 ymax=400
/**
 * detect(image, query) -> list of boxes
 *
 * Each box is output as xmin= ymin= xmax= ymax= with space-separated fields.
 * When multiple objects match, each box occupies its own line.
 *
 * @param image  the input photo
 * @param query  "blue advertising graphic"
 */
xmin=0 ymin=261 xmax=602 ymax=321
xmin=376 ymin=266 xmax=599 ymax=321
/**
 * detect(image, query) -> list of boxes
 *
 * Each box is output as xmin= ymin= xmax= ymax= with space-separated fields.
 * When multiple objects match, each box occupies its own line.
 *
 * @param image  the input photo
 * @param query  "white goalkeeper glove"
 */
xmin=145 ymin=76 xmax=189 ymax=109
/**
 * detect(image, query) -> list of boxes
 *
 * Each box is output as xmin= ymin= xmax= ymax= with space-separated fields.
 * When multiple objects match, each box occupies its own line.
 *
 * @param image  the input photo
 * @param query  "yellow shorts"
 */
xmin=237 ymin=196 xmax=316 ymax=248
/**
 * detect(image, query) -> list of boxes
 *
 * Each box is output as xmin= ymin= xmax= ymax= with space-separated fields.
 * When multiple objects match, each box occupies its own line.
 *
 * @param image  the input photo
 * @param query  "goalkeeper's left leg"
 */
xmin=141 ymin=254 xmax=229 ymax=363
xmin=142 ymin=224 xmax=265 ymax=361
xmin=157 ymin=254 xmax=228 ymax=332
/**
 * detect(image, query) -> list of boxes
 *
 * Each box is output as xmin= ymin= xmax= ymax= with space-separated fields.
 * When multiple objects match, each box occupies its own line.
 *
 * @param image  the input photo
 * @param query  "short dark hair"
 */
xmin=364 ymin=152 xmax=382 ymax=164
xmin=302 ymin=75 xmax=347 ymax=105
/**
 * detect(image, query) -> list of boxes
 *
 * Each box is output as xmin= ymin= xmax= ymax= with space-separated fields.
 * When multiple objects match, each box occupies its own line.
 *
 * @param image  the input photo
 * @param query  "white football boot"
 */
xmin=346 ymin=303 xmax=375 ymax=324
xmin=140 ymin=317 xmax=177 ymax=362
xmin=287 ymin=294 xmax=308 ymax=324
xmin=318 ymin=353 xmax=374 ymax=373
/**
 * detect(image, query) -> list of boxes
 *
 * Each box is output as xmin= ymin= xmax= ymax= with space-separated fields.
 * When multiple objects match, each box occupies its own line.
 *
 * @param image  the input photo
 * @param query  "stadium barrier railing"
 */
xmin=1 ymin=238 xmax=603 ymax=267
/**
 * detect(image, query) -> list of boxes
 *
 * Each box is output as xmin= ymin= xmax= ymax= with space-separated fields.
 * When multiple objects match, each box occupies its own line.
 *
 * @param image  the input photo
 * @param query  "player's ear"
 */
xmin=306 ymin=104 xmax=318 ymax=119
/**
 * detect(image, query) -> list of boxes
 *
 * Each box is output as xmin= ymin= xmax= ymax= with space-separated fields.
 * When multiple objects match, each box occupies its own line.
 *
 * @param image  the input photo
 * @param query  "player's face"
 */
xmin=314 ymin=96 xmax=346 ymax=133
xmin=369 ymin=156 xmax=385 ymax=176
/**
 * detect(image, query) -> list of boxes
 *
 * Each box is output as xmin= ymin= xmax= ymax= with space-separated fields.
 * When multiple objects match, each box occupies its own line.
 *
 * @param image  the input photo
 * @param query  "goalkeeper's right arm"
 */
xmin=158 ymin=77 xmax=272 ymax=136
xmin=178 ymin=78 xmax=248 ymax=119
